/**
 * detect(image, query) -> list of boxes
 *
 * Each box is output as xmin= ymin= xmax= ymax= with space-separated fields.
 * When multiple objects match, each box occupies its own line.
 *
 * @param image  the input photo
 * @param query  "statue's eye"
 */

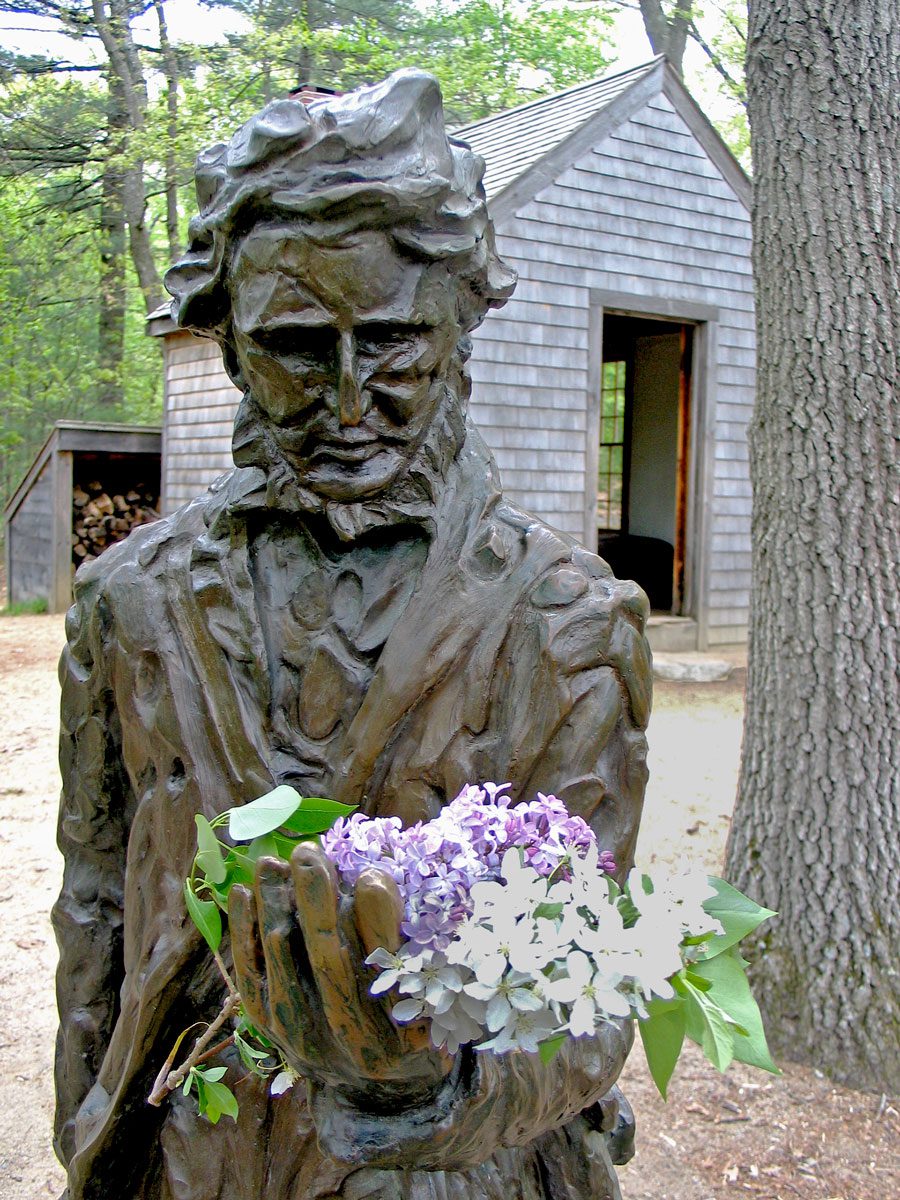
xmin=252 ymin=327 xmax=335 ymax=364
xmin=357 ymin=324 xmax=430 ymax=367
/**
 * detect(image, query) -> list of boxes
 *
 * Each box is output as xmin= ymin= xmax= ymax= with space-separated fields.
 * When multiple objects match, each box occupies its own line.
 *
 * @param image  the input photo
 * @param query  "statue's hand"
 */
xmin=229 ymin=843 xmax=453 ymax=1107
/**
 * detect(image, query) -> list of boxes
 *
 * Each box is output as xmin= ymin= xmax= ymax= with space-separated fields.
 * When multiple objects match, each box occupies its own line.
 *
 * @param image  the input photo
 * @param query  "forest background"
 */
xmin=0 ymin=0 xmax=746 ymax=512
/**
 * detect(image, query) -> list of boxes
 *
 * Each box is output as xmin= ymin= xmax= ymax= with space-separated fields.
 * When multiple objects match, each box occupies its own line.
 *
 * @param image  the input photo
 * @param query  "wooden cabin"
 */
xmin=149 ymin=57 xmax=754 ymax=650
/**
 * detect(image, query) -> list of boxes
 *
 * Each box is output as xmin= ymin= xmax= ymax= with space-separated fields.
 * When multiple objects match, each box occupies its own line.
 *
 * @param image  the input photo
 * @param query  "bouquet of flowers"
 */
xmin=322 ymin=783 xmax=777 ymax=1091
xmin=155 ymin=782 xmax=776 ymax=1123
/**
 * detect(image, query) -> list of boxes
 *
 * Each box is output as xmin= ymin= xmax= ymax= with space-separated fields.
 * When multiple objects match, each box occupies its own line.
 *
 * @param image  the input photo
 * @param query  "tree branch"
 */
xmin=688 ymin=17 xmax=745 ymax=100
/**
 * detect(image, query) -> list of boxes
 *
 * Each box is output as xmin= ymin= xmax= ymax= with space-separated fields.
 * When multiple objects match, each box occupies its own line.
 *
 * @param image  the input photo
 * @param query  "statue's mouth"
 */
xmin=272 ymin=421 xmax=398 ymax=467
xmin=311 ymin=436 xmax=383 ymax=463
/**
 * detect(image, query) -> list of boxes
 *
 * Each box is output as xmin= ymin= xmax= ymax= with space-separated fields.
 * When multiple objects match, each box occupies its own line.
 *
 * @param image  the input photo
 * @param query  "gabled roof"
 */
xmin=454 ymin=58 xmax=662 ymax=201
xmin=454 ymin=56 xmax=750 ymax=223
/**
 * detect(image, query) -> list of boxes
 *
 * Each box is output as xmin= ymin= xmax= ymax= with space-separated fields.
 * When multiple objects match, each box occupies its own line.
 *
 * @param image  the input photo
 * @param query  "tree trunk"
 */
xmin=725 ymin=0 xmax=900 ymax=1094
xmin=638 ymin=0 xmax=692 ymax=76
xmin=97 ymin=80 xmax=127 ymax=411
xmin=92 ymin=0 xmax=164 ymax=310
xmin=154 ymin=0 xmax=181 ymax=263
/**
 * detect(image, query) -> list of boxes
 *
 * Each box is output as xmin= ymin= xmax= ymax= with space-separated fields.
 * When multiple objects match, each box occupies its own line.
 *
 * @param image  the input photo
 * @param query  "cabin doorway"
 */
xmin=597 ymin=312 xmax=694 ymax=615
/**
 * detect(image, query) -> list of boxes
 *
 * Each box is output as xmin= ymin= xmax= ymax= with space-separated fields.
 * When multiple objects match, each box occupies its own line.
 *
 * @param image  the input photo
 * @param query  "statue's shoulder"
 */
xmin=490 ymin=500 xmax=648 ymax=622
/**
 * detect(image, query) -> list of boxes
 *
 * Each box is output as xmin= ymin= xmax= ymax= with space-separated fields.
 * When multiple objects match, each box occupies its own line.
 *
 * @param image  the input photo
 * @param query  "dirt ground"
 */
xmin=0 ymin=614 xmax=897 ymax=1200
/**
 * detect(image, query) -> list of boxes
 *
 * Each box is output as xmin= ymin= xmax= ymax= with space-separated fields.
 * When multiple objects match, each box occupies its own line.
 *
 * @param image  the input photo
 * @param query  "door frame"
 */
xmin=586 ymin=290 xmax=719 ymax=645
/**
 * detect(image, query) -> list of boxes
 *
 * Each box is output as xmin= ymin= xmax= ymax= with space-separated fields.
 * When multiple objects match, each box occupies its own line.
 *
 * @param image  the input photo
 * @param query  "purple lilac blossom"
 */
xmin=321 ymin=785 xmax=617 ymax=953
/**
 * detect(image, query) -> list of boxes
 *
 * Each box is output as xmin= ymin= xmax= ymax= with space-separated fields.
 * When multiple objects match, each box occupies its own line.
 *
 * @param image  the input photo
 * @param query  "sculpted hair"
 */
xmin=165 ymin=70 xmax=516 ymax=341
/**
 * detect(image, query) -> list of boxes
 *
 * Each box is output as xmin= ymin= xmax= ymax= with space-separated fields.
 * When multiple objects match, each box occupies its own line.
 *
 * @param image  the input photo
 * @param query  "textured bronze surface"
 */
xmin=53 ymin=71 xmax=652 ymax=1200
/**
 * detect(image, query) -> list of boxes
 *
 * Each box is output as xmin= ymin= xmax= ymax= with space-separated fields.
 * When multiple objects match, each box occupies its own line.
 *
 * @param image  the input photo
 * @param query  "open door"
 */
xmin=597 ymin=313 xmax=694 ymax=614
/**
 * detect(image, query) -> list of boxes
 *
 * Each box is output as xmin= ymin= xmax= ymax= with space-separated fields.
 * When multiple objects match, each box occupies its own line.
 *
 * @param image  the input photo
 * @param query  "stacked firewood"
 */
xmin=72 ymin=480 xmax=160 ymax=565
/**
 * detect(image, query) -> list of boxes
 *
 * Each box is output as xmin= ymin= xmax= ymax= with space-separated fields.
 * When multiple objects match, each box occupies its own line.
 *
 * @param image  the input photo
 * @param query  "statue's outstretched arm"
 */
xmin=52 ymin=577 xmax=131 ymax=1167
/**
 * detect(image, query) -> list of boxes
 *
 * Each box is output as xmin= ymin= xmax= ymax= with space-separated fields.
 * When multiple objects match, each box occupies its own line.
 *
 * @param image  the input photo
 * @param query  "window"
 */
xmin=598 ymin=359 xmax=627 ymax=530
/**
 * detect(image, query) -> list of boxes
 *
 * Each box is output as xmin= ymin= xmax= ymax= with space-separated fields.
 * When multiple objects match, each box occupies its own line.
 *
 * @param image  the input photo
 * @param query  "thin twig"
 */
xmin=212 ymin=948 xmax=240 ymax=998
xmin=148 ymin=992 xmax=241 ymax=1106
xmin=191 ymin=1034 xmax=237 ymax=1067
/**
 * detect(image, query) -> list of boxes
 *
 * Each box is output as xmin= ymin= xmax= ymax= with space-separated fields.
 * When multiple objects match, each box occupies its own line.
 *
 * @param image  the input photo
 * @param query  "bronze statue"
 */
xmin=53 ymin=71 xmax=652 ymax=1200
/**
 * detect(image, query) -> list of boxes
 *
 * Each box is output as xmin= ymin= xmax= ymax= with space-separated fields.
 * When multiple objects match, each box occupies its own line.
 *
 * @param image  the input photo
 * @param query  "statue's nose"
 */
xmin=334 ymin=330 xmax=368 ymax=426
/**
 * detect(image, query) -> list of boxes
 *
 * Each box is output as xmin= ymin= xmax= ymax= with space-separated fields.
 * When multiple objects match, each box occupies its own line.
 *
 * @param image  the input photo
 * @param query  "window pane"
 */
xmin=599 ymin=358 xmax=626 ymax=532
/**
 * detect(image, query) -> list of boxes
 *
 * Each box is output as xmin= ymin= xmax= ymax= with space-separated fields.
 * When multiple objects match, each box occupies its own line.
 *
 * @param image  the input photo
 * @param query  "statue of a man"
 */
xmin=53 ymin=71 xmax=652 ymax=1200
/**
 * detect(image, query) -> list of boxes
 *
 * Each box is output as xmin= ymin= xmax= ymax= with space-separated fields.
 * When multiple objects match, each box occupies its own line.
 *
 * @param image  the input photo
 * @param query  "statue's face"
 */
xmin=229 ymin=224 xmax=462 ymax=502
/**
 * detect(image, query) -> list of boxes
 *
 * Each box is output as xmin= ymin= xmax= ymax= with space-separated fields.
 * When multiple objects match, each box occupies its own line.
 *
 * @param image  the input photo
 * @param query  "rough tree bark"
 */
xmin=725 ymin=0 xmax=900 ymax=1094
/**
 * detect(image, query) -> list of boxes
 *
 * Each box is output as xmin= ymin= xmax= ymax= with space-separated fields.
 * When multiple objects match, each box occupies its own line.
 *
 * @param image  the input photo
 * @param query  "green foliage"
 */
xmin=700 ymin=877 xmax=777 ymax=959
xmin=537 ymin=1032 xmax=567 ymax=1063
xmin=689 ymin=949 xmax=780 ymax=1073
xmin=685 ymin=1 xmax=749 ymax=164
xmin=638 ymin=996 xmax=685 ymax=1098
xmin=637 ymin=876 xmax=778 ymax=1097
xmin=0 ymin=167 xmax=162 ymax=510
xmin=182 ymin=1064 xmax=240 ymax=1124
xmin=169 ymin=787 xmax=355 ymax=1122
xmin=407 ymin=1 xmax=616 ymax=123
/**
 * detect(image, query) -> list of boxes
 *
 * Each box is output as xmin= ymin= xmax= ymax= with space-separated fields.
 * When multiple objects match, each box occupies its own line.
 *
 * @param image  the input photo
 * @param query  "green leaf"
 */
xmin=280 ymin=796 xmax=357 ymax=837
xmin=682 ymin=969 xmax=713 ymax=992
xmin=236 ymin=1015 xmax=274 ymax=1049
xmin=638 ymin=996 xmax=686 ymax=1099
xmin=245 ymin=833 xmax=282 ymax=861
xmin=538 ymin=1033 xmax=568 ymax=1064
xmin=228 ymin=786 xmax=305 ymax=841
xmin=702 ymin=877 xmax=776 ymax=958
xmin=271 ymin=832 xmax=307 ymax=859
xmin=200 ymin=1079 xmax=239 ymax=1123
xmin=183 ymin=878 xmax=222 ymax=952
xmin=681 ymin=976 xmax=735 ymax=1073
xmin=193 ymin=1077 xmax=219 ymax=1123
xmin=690 ymin=950 xmax=780 ymax=1074
xmin=195 ymin=1065 xmax=227 ymax=1082
xmin=223 ymin=848 xmax=257 ymax=888
xmin=234 ymin=1028 xmax=274 ymax=1073
xmin=195 ymin=814 xmax=227 ymax=885
xmin=533 ymin=901 xmax=564 ymax=920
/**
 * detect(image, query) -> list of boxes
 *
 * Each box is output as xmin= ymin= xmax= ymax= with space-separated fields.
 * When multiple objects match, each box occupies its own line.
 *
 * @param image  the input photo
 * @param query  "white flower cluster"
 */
xmin=367 ymin=847 xmax=723 ymax=1056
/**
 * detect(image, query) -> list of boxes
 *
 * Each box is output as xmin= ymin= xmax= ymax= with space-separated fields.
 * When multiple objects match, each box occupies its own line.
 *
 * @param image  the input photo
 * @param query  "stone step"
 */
xmin=652 ymin=652 xmax=734 ymax=683
xmin=646 ymin=614 xmax=698 ymax=653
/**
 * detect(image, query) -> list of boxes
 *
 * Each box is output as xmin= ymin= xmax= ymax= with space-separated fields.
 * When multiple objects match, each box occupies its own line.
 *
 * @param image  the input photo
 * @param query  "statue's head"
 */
xmin=166 ymin=71 xmax=515 ymax=503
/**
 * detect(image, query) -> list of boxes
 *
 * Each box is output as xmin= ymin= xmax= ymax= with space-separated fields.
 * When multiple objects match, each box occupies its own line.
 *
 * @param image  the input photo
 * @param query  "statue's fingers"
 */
xmin=351 ymin=869 xmax=434 ymax=1056
xmin=291 ymin=843 xmax=397 ymax=1075
xmin=254 ymin=856 xmax=343 ymax=1077
xmin=353 ymin=868 xmax=404 ymax=957
xmin=228 ymin=884 xmax=268 ymax=1033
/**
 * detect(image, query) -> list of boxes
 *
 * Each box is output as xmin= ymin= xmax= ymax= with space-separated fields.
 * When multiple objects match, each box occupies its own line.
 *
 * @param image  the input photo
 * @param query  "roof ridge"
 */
xmin=452 ymin=55 xmax=663 ymax=137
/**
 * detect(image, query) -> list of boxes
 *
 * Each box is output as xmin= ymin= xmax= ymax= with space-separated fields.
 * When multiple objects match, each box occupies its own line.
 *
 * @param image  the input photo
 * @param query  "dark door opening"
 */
xmin=597 ymin=313 xmax=694 ymax=614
